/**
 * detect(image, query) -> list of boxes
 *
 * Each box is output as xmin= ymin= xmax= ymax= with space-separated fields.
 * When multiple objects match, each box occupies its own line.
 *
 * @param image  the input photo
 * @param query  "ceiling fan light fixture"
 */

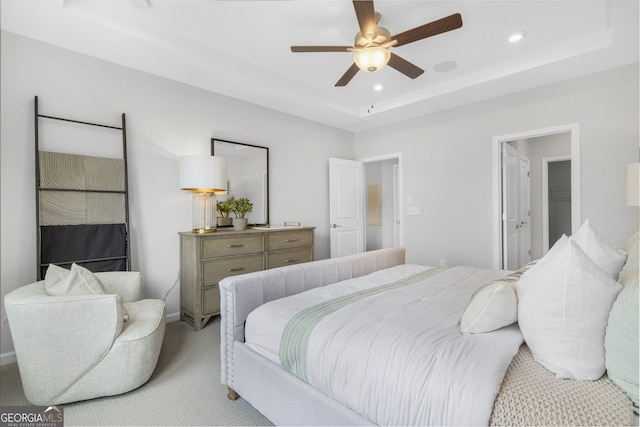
xmin=354 ymin=46 xmax=391 ymax=72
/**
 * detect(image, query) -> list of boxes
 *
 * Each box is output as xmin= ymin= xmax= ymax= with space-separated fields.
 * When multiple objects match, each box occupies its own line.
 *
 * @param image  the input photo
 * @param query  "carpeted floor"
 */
xmin=0 ymin=318 xmax=273 ymax=426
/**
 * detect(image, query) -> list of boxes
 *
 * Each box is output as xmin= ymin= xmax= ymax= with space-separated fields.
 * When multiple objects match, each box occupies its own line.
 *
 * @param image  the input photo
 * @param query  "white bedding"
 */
xmin=245 ymin=265 xmax=524 ymax=426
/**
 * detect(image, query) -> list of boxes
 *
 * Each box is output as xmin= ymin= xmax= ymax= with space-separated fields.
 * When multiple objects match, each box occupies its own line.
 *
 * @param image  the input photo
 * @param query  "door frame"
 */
xmin=502 ymin=143 xmax=519 ymax=270
xmin=492 ymin=123 xmax=581 ymax=269
xmin=359 ymin=152 xmax=404 ymax=248
xmin=518 ymin=155 xmax=531 ymax=267
xmin=542 ymin=155 xmax=572 ymax=254
xmin=392 ymin=163 xmax=400 ymax=247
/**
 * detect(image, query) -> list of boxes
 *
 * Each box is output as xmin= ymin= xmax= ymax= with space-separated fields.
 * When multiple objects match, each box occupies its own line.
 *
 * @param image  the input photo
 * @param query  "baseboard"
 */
xmin=166 ymin=311 xmax=180 ymax=323
xmin=1 ymin=351 xmax=16 ymax=366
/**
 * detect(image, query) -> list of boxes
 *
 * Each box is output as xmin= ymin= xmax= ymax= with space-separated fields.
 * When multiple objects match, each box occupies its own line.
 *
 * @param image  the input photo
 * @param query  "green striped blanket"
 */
xmin=279 ymin=267 xmax=446 ymax=381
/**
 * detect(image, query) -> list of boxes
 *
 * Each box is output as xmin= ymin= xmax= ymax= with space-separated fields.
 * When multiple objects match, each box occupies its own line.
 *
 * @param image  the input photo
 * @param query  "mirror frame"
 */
xmin=211 ymin=138 xmax=269 ymax=227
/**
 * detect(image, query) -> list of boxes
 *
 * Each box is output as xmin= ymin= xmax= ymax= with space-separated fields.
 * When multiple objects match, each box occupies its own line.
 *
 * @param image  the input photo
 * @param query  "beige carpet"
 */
xmin=0 ymin=318 xmax=273 ymax=426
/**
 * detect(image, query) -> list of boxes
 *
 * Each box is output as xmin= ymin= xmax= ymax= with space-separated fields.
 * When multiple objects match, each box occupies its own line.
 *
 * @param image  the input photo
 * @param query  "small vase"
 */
xmin=232 ymin=218 xmax=248 ymax=231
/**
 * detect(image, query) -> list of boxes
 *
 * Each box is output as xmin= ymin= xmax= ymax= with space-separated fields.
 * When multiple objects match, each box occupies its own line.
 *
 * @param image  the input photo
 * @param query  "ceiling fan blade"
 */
xmin=335 ymin=63 xmax=360 ymax=87
xmin=352 ymin=0 xmax=377 ymax=41
xmin=388 ymin=53 xmax=424 ymax=79
xmin=391 ymin=13 xmax=463 ymax=47
xmin=291 ymin=46 xmax=353 ymax=53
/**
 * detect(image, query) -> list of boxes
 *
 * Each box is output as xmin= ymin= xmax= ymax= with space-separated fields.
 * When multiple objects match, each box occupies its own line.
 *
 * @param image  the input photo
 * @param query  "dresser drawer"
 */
xmin=267 ymin=230 xmax=313 ymax=251
xmin=202 ymin=235 xmax=264 ymax=258
xmin=202 ymin=285 xmax=220 ymax=316
xmin=267 ymin=248 xmax=313 ymax=269
xmin=203 ymin=254 xmax=264 ymax=284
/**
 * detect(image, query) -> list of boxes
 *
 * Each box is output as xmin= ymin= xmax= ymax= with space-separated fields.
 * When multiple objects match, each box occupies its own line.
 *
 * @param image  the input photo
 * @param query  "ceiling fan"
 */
xmin=291 ymin=0 xmax=463 ymax=87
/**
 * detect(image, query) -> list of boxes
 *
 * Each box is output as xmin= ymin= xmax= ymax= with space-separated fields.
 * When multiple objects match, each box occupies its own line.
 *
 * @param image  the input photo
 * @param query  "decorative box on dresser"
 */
xmin=179 ymin=227 xmax=315 ymax=331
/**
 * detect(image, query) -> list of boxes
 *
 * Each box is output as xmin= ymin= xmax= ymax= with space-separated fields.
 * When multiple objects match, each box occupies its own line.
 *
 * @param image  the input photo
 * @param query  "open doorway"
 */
xmin=492 ymin=124 xmax=581 ymax=269
xmin=328 ymin=153 xmax=402 ymax=258
xmin=364 ymin=157 xmax=401 ymax=250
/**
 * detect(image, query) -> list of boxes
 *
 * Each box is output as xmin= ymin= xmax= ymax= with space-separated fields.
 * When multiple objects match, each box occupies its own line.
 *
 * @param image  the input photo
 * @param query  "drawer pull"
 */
xmin=227 ymin=244 xmax=245 ymax=248
xmin=284 ymin=258 xmax=298 ymax=263
xmin=227 ymin=267 xmax=245 ymax=272
xmin=284 ymin=239 xmax=298 ymax=242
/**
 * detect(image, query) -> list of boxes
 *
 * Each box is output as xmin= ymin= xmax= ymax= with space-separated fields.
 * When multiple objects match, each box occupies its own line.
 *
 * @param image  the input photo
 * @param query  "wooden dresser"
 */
xmin=179 ymin=227 xmax=315 ymax=330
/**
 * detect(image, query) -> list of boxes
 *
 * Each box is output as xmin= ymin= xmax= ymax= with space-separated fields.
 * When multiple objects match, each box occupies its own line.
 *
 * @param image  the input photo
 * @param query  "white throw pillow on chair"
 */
xmin=45 ymin=263 xmax=106 ymax=296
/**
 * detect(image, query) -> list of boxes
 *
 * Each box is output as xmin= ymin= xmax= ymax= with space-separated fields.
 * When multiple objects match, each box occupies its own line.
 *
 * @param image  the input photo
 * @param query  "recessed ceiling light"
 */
xmin=373 ymin=84 xmax=383 ymax=91
xmin=130 ymin=0 xmax=150 ymax=9
xmin=508 ymin=31 xmax=527 ymax=43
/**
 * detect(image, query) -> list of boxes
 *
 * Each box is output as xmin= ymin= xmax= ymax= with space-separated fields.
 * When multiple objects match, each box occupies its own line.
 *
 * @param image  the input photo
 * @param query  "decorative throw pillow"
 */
xmin=516 ymin=237 xmax=622 ymax=380
xmin=45 ymin=263 xmax=106 ymax=296
xmin=460 ymin=267 xmax=529 ymax=334
xmin=44 ymin=264 xmax=71 ymax=289
xmin=605 ymin=231 xmax=639 ymax=412
xmin=573 ymin=219 xmax=626 ymax=279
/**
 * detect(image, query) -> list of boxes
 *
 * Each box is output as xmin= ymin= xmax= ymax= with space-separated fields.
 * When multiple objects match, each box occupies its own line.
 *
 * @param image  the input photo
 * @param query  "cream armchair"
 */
xmin=4 ymin=271 xmax=166 ymax=405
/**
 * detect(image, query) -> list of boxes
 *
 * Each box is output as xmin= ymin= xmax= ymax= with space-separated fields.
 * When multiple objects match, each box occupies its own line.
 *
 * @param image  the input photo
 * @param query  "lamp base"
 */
xmin=191 ymin=192 xmax=218 ymax=234
xmin=192 ymin=227 xmax=217 ymax=234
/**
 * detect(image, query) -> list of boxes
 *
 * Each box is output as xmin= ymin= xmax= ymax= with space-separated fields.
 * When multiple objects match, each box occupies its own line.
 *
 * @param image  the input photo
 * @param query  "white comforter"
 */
xmin=245 ymin=265 xmax=523 ymax=426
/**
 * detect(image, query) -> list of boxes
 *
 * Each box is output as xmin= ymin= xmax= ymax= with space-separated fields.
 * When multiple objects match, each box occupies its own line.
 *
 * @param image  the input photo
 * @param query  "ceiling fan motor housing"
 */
xmin=354 ymin=26 xmax=391 ymax=47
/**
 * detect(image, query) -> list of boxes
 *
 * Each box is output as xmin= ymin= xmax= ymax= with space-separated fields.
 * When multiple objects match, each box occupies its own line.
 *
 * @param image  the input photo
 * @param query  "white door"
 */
xmin=329 ymin=158 xmax=364 ymax=258
xmin=502 ymin=144 xmax=518 ymax=270
xmin=518 ymin=157 xmax=531 ymax=267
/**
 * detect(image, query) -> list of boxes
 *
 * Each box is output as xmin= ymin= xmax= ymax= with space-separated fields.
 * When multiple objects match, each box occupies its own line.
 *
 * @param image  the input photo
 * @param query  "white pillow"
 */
xmin=573 ymin=219 xmax=626 ymax=279
xmin=460 ymin=268 xmax=528 ymax=334
xmin=516 ymin=237 xmax=622 ymax=380
xmin=44 ymin=263 xmax=71 ymax=288
xmin=44 ymin=263 xmax=106 ymax=296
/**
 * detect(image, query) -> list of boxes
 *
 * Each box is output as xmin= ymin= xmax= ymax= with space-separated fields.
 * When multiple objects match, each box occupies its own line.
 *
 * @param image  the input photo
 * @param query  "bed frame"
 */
xmin=219 ymin=247 xmax=405 ymax=426
xmin=219 ymin=246 xmax=635 ymax=426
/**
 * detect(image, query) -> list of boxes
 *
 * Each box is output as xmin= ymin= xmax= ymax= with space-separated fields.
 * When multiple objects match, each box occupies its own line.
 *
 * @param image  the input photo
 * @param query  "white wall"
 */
xmin=355 ymin=64 xmax=639 ymax=268
xmin=0 ymin=31 xmax=353 ymax=359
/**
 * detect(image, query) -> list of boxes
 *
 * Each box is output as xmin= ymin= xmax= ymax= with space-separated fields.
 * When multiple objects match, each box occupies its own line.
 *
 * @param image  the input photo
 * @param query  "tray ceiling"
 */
xmin=1 ymin=0 xmax=638 ymax=132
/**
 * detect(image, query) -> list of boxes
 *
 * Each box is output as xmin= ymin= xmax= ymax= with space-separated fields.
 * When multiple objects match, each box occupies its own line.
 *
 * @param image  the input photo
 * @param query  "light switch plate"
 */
xmin=407 ymin=206 xmax=421 ymax=215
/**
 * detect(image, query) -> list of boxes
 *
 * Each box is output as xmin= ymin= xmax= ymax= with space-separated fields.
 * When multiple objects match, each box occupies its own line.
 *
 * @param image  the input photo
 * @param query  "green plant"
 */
xmin=228 ymin=196 xmax=253 ymax=219
xmin=216 ymin=199 xmax=232 ymax=218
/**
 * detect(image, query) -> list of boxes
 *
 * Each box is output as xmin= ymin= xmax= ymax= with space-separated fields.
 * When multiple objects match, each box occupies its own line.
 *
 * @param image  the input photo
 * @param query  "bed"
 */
xmin=220 ymin=226 xmax=638 ymax=426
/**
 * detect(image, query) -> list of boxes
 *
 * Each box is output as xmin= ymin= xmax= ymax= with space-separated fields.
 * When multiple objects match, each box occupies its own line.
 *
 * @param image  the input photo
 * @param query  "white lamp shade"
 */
xmin=179 ymin=155 xmax=227 ymax=193
xmin=626 ymin=162 xmax=639 ymax=206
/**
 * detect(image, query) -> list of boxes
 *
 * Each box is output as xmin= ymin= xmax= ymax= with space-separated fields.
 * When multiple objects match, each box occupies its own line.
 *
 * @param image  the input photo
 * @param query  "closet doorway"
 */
xmin=543 ymin=157 xmax=572 ymax=253
xmin=492 ymin=124 xmax=581 ymax=269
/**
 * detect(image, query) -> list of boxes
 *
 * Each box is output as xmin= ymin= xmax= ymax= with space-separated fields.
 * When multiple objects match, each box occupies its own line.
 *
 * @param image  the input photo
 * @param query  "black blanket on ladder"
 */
xmin=40 ymin=223 xmax=127 ymax=277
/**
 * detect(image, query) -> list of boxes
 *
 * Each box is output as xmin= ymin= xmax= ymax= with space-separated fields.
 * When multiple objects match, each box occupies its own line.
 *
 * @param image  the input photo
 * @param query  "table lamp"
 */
xmin=180 ymin=155 xmax=228 ymax=233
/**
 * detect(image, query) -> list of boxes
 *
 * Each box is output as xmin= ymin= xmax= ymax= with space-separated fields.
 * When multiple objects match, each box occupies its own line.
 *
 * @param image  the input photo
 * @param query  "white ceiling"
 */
xmin=1 ymin=0 xmax=638 ymax=132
